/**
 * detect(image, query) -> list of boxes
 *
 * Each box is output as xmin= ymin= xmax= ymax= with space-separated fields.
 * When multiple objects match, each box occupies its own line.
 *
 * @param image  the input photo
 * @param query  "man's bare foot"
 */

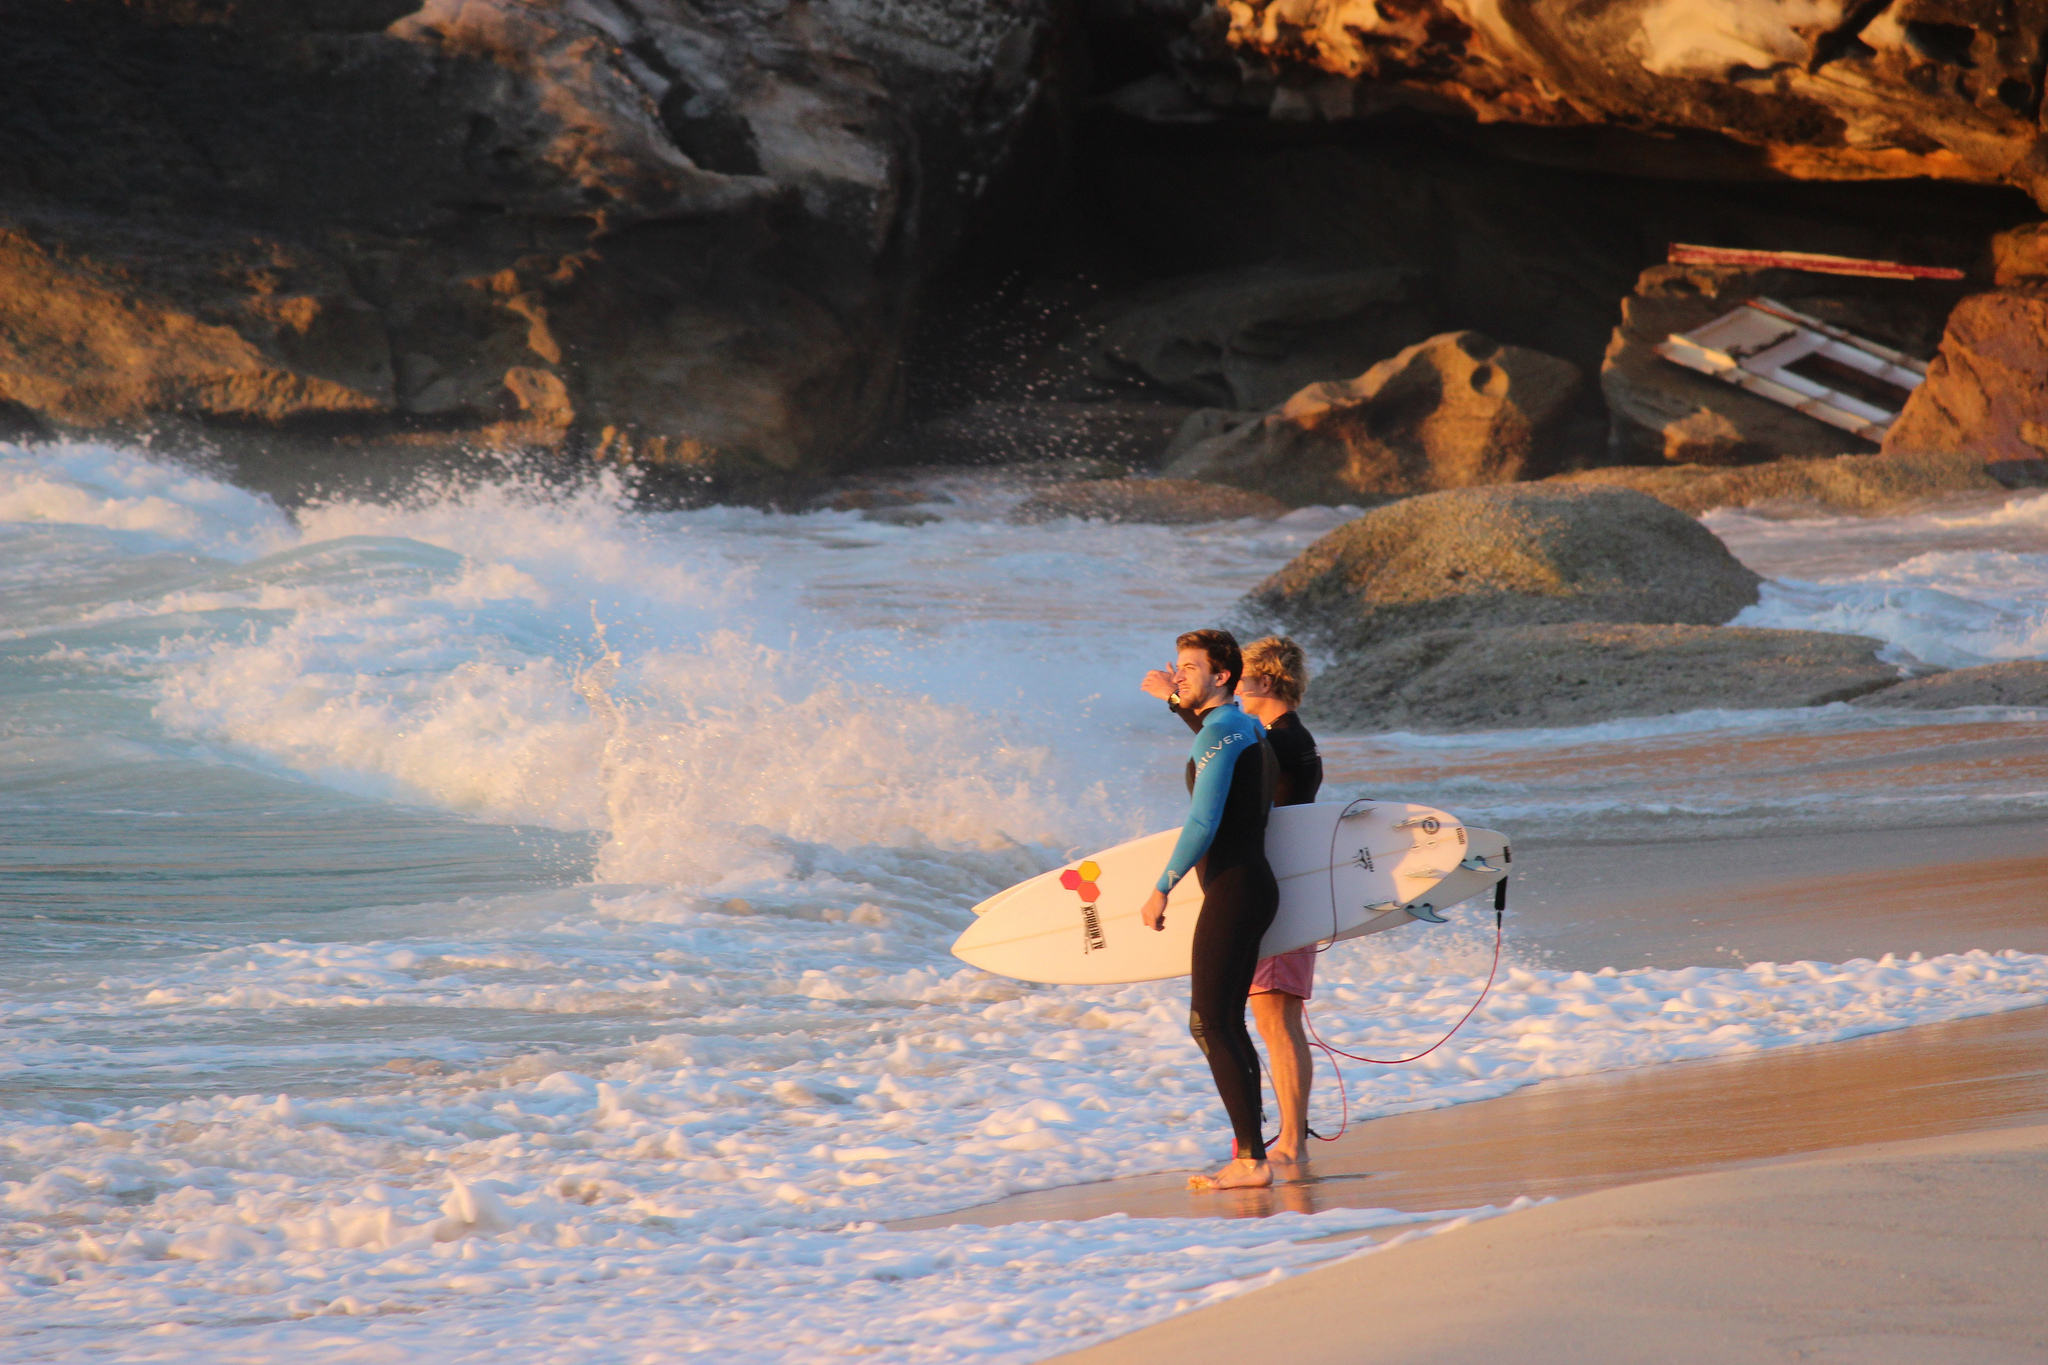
xmin=1266 ymin=1143 xmax=1306 ymax=1165
xmin=1187 ymin=1157 xmax=1271 ymax=1191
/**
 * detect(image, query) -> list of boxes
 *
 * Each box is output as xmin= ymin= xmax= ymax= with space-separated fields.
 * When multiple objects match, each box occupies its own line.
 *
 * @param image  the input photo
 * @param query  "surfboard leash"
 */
xmin=1300 ymin=885 xmax=1506 ymax=1144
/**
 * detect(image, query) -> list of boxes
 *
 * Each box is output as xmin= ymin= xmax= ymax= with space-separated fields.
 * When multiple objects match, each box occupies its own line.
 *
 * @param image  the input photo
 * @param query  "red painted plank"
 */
xmin=1668 ymin=243 xmax=1965 ymax=281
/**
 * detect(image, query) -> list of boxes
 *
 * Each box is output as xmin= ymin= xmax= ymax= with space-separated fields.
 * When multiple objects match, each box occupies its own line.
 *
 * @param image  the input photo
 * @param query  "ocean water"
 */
xmin=4 ymin=441 xmax=2047 ymax=1363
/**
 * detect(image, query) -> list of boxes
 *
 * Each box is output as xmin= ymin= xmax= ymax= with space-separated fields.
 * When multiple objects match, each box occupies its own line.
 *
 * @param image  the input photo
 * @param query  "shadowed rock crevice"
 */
xmin=894 ymin=91 xmax=2033 ymax=482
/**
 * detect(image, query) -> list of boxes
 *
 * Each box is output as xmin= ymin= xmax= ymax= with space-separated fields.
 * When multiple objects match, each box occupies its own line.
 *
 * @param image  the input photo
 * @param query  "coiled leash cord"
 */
xmin=1300 ymin=880 xmax=1506 ymax=1145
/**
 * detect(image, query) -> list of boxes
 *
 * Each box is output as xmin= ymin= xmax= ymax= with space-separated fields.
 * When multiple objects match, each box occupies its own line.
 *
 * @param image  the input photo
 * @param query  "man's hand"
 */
xmin=1140 ymin=669 xmax=1177 ymax=703
xmin=1140 ymin=888 xmax=1168 ymax=932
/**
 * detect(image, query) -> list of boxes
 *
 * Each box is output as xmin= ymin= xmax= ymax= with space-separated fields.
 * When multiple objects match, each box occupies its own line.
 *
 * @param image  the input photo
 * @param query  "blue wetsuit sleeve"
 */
xmin=1156 ymin=723 xmax=1249 ymax=893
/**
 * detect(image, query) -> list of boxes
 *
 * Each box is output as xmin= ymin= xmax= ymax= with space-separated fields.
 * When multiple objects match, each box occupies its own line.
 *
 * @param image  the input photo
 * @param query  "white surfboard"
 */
xmin=952 ymin=800 xmax=1510 ymax=986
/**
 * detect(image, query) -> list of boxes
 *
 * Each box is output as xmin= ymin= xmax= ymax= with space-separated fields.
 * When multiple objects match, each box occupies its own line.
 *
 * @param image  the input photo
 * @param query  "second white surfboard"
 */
xmin=952 ymin=799 xmax=1509 ymax=985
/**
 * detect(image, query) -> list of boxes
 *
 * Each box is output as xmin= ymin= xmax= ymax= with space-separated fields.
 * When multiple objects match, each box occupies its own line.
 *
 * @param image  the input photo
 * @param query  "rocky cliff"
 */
xmin=0 ymin=0 xmax=1060 ymax=486
xmin=4 ymin=0 xmax=2046 ymax=490
xmin=1141 ymin=0 xmax=2048 ymax=206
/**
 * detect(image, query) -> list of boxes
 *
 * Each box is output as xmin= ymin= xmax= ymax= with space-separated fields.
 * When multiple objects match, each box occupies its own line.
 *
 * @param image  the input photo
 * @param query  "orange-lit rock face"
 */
xmin=1192 ymin=0 xmax=2048 ymax=203
xmin=0 ymin=0 xmax=1057 ymax=475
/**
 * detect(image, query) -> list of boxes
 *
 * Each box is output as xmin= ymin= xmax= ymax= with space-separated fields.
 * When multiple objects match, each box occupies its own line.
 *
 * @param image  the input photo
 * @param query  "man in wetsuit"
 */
xmin=1137 ymin=629 xmax=1279 ymax=1192
xmin=1145 ymin=636 xmax=1323 ymax=1164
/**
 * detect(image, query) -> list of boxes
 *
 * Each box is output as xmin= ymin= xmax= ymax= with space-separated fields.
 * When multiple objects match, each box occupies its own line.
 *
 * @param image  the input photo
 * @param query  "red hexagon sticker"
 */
xmin=1059 ymin=860 xmax=1102 ymax=901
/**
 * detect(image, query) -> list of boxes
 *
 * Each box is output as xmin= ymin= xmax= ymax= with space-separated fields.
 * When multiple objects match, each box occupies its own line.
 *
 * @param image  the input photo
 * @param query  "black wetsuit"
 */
xmin=1160 ymin=700 xmax=1279 ymax=1161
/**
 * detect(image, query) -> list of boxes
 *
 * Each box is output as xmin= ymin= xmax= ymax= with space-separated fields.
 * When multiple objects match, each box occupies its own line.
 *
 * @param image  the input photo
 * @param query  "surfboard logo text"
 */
xmin=1080 ymin=902 xmax=1106 ymax=953
xmin=1352 ymin=846 xmax=1375 ymax=872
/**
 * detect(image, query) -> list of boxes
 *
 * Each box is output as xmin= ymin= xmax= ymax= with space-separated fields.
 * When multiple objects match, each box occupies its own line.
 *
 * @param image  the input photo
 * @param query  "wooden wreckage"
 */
xmin=1656 ymin=245 xmax=1961 ymax=443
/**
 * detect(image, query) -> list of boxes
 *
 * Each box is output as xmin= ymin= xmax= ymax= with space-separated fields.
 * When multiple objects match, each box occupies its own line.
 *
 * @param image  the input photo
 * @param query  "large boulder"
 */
xmin=1087 ymin=266 xmax=1438 ymax=410
xmin=1164 ymin=331 xmax=1583 ymax=505
xmin=1139 ymin=0 xmax=2048 ymax=207
xmin=1555 ymin=445 xmax=2018 ymax=515
xmin=1853 ymin=661 xmax=2048 ymax=709
xmin=1601 ymin=263 xmax=1961 ymax=467
xmin=1304 ymin=623 xmax=1899 ymax=733
xmin=1249 ymin=483 xmax=1761 ymax=650
xmin=0 ymin=0 xmax=1058 ymax=478
xmin=1881 ymin=291 xmax=2048 ymax=483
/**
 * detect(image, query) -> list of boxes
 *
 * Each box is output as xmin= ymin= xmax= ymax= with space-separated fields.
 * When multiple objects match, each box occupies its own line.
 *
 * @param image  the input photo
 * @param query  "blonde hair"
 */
xmin=1242 ymin=636 xmax=1309 ymax=706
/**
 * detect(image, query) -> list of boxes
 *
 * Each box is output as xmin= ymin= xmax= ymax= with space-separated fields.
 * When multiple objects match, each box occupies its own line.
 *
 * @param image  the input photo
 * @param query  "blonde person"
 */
xmin=1143 ymin=636 xmax=1322 ymax=1162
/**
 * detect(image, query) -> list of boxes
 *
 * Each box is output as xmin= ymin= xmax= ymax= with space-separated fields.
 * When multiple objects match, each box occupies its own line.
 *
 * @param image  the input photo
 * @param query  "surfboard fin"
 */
xmin=1407 ymin=902 xmax=1449 ymax=924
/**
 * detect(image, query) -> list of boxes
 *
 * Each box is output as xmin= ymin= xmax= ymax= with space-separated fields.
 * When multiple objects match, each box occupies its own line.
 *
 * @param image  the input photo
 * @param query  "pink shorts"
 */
xmin=1250 ymin=945 xmax=1316 ymax=1000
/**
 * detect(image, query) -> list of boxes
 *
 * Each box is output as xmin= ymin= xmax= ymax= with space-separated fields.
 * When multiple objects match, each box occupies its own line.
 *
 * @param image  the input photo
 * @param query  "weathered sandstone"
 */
xmin=1147 ymin=0 xmax=2048 ymax=206
xmin=1555 ymin=446 xmax=2018 ymax=515
xmin=1250 ymin=483 xmax=1761 ymax=651
xmin=1164 ymin=331 xmax=1583 ymax=505
xmin=1853 ymin=660 xmax=2048 ymax=708
xmin=0 ymin=0 xmax=1059 ymax=480
xmin=1882 ymin=290 xmax=2048 ymax=479
xmin=1304 ymin=623 xmax=1898 ymax=733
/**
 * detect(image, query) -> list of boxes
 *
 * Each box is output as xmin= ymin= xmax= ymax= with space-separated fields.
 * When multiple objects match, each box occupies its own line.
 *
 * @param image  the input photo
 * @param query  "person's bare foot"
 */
xmin=1187 ymin=1157 xmax=1271 ymax=1191
xmin=1266 ymin=1141 xmax=1306 ymax=1164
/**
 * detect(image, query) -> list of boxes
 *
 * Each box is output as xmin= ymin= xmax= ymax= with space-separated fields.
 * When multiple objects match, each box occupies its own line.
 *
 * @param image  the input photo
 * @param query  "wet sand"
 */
xmin=1509 ymin=818 xmax=2048 ymax=970
xmin=1058 ymin=1123 xmax=2048 ymax=1365
xmin=895 ymin=1001 xmax=2048 ymax=1230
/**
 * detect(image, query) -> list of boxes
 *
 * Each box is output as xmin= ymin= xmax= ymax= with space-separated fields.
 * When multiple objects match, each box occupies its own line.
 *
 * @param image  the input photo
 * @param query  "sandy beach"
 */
xmin=1057 ymin=1123 xmax=2048 ymax=1365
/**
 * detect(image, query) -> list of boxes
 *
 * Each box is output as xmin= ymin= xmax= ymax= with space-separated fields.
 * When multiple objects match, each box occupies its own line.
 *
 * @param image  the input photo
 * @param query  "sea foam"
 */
xmin=5 ymin=443 xmax=2048 ymax=1362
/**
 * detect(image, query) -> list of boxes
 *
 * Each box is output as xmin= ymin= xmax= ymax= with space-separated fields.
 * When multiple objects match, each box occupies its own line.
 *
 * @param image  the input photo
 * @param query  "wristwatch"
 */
xmin=1166 ymin=693 xmax=1185 ymax=713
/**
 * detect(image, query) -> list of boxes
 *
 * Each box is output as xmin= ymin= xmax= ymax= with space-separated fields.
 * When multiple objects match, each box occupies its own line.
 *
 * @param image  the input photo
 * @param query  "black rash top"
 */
xmin=1177 ymin=701 xmax=1319 ymax=807
xmin=1263 ymin=711 xmax=1322 ymax=807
